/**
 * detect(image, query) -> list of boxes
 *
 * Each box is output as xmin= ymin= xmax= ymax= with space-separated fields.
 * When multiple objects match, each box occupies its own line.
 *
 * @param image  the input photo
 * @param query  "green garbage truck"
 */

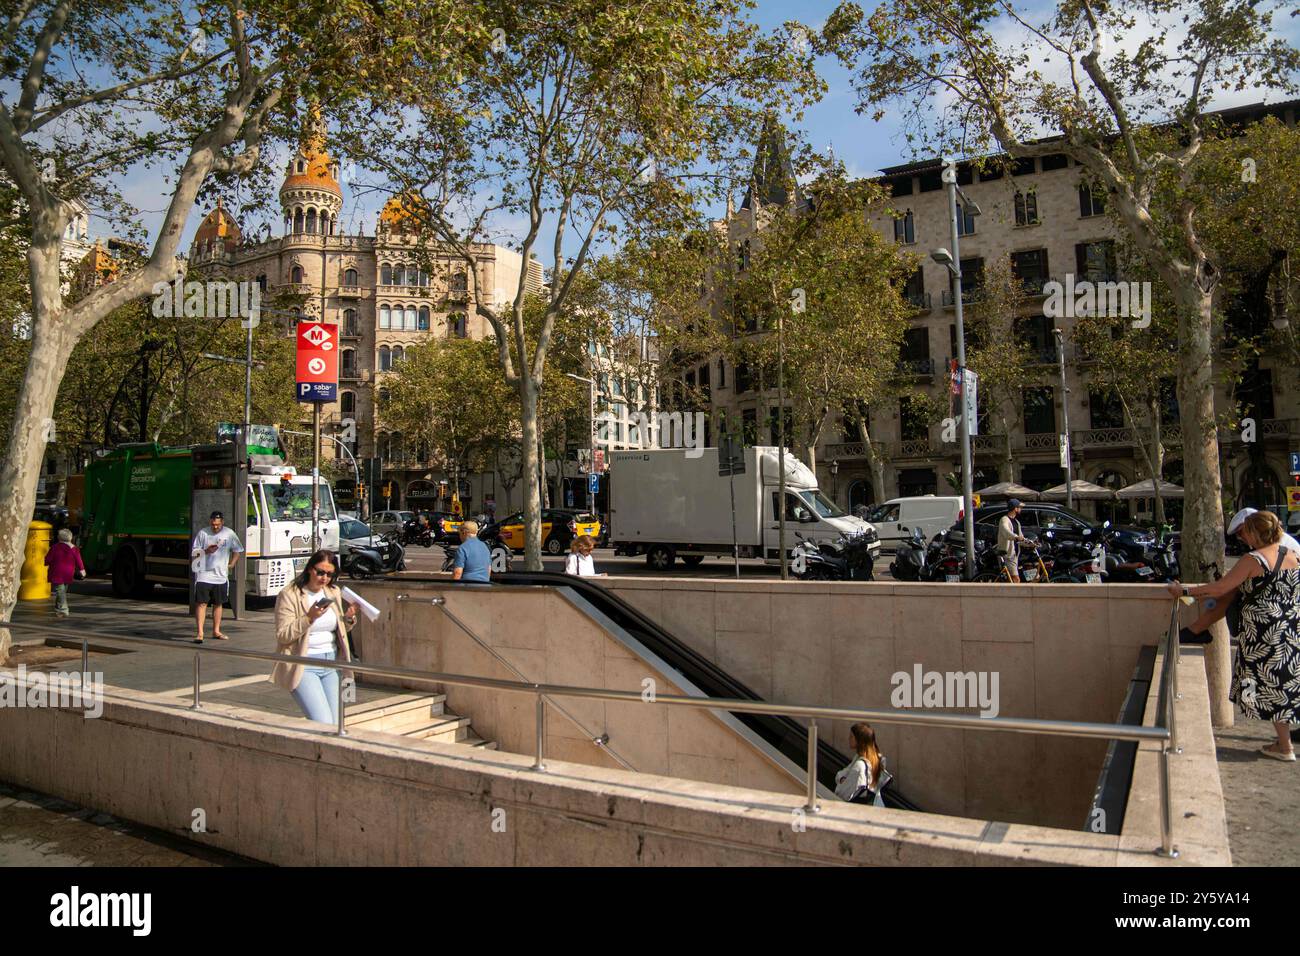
xmin=80 ymin=443 xmax=339 ymax=598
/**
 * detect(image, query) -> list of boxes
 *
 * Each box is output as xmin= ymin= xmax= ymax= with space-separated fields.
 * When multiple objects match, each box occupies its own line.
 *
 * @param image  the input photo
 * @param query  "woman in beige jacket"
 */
xmin=272 ymin=550 xmax=358 ymax=724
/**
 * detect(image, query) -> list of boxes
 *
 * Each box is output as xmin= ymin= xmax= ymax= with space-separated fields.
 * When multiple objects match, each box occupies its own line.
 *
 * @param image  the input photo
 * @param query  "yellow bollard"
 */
xmin=19 ymin=520 xmax=53 ymax=601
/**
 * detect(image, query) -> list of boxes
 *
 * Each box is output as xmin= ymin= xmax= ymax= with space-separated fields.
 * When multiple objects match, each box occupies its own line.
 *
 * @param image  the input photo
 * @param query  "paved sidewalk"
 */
xmin=5 ymin=580 xmax=397 ymax=719
xmin=1214 ymin=717 xmax=1300 ymax=866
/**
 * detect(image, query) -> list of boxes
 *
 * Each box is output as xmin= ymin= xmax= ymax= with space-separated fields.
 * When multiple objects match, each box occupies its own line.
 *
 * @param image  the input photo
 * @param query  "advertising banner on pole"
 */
xmin=963 ymin=369 xmax=978 ymax=436
xmin=296 ymin=322 xmax=338 ymax=402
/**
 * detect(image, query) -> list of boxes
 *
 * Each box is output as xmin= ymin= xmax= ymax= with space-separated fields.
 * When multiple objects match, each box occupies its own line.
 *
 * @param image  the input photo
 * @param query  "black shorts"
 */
xmin=194 ymin=581 xmax=229 ymax=606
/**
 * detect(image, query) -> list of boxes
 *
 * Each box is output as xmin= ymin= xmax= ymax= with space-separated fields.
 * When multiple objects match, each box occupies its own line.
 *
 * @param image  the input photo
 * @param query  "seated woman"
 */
xmin=1169 ymin=510 xmax=1299 ymax=761
xmin=834 ymin=722 xmax=893 ymax=805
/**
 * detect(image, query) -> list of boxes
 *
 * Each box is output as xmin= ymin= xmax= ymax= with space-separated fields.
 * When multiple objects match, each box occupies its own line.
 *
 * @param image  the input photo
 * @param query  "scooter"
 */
xmin=343 ymin=532 xmax=406 ymax=579
xmin=889 ymin=527 xmax=929 ymax=581
xmin=791 ymin=532 xmax=875 ymax=581
xmin=401 ymin=518 xmax=434 ymax=548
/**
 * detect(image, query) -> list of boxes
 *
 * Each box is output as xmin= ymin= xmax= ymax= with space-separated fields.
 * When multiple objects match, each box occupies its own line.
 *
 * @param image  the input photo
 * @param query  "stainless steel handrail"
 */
xmin=2 ymin=608 xmax=1182 ymax=855
xmin=395 ymin=594 xmax=637 ymax=772
xmin=1151 ymin=600 xmax=1182 ymax=859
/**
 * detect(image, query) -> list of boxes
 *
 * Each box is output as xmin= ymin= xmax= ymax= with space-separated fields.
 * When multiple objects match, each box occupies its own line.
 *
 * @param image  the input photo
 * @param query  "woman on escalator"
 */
xmin=834 ymin=722 xmax=893 ymax=806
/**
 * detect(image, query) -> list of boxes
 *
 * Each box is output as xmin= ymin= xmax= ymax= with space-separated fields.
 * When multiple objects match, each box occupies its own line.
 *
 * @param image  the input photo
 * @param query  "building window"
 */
xmin=903 ymin=268 xmax=926 ymax=309
xmin=293 ymin=209 xmax=304 ymax=233
xmin=899 ymin=396 xmax=927 ymax=440
xmin=392 ymin=345 xmax=404 ymax=364
xmin=342 ymin=349 xmax=356 ymax=376
xmin=735 ymin=361 xmax=752 ymax=395
xmin=379 ymin=305 xmax=390 ymax=329
xmin=717 ymin=359 xmax=726 ymax=389
xmin=449 ymin=312 xmax=467 ymax=337
xmin=1015 ymin=314 xmax=1056 ymax=362
xmin=1014 ymin=190 xmax=1039 ymax=226
xmin=257 ymin=274 xmax=267 ymax=292
xmin=1075 ymin=240 xmax=1117 ymax=283
xmin=450 ymin=271 xmax=468 ymax=293
xmin=1022 ymin=386 xmax=1056 ymax=434
xmin=341 ymin=391 xmax=355 ymax=415
xmin=343 ymin=309 xmax=358 ymax=335
xmin=1079 ymin=184 xmax=1106 ymax=217
xmin=918 ymin=170 xmax=943 ymax=192
xmin=893 ymin=210 xmax=915 ymax=244
xmin=418 ymin=306 xmax=430 ymax=331
xmin=737 ymin=239 xmax=751 ymax=272
xmin=956 ymin=203 xmax=976 ymax=236
xmin=405 ymin=306 xmax=417 ymax=331
xmin=1011 ymin=157 xmax=1036 ymax=176
xmin=1089 ymin=389 xmax=1125 ymax=429
xmin=381 ymin=263 xmax=393 ymax=285
xmin=1040 ymin=153 xmax=1070 ymax=172
xmin=290 ymin=265 xmax=303 ymax=284
xmin=379 ymin=346 xmax=391 ymax=371
xmin=741 ymin=408 xmax=759 ymax=445
xmin=889 ymin=176 xmax=913 ymax=197
xmin=344 ymin=268 xmax=358 ymax=287
xmin=305 ymin=209 xmax=317 ymax=234
xmin=1011 ymin=248 xmax=1050 ymax=295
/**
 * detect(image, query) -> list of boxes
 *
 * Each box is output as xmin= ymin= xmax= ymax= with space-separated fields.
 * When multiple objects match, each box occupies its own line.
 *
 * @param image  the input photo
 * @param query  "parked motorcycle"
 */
xmin=889 ymin=527 xmax=929 ymax=581
xmin=791 ymin=532 xmax=875 ymax=581
xmin=401 ymin=517 xmax=434 ymax=548
xmin=342 ymin=532 xmax=406 ymax=578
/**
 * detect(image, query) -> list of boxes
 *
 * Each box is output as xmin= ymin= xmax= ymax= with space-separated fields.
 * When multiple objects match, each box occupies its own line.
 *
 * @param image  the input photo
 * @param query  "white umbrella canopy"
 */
xmin=1040 ymin=480 xmax=1116 ymax=501
xmin=1115 ymin=478 xmax=1185 ymax=499
xmin=976 ymin=481 xmax=1041 ymax=501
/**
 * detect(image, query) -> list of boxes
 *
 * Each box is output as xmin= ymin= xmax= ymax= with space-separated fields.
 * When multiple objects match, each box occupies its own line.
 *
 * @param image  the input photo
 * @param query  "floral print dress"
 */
xmin=1229 ymin=548 xmax=1300 ymax=723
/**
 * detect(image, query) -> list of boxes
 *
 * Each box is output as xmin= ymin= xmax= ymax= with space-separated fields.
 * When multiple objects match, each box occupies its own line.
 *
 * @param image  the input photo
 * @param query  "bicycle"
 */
xmin=973 ymin=544 xmax=1051 ymax=583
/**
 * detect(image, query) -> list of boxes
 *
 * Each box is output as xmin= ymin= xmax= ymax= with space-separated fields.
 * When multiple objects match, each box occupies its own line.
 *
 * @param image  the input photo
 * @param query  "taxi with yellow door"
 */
xmin=487 ymin=508 xmax=602 ymax=555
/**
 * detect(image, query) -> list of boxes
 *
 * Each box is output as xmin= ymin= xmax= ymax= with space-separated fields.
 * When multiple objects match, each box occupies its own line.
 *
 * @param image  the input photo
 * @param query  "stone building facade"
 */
xmin=699 ymin=102 xmax=1300 ymax=523
xmin=188 ymin=128 xmax=543 ymax=516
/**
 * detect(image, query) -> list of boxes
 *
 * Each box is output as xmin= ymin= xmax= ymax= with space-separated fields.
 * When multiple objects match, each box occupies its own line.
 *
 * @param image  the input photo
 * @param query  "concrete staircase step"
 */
xmin=346 ymin=694 xmax=447 ymax=733
xmin=345 ymin=692 xmax=496 ymax=750
xmin=405 ymin=715 xmax=472 ymax=743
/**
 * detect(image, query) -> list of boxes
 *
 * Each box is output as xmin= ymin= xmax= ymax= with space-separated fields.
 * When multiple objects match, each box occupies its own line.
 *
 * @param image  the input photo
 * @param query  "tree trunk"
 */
xmin=856 ymin=419 xmax=887 ymax=504
xmin=0 ymin=292 xmax=74 ymax=659
xmin=1150 ymin=401 xmax=1165 ymax=527
xmin=1178 ymin=287 xmax=1231 ymax=727
xmin=518 ymin=379 xmax=544 ymax=571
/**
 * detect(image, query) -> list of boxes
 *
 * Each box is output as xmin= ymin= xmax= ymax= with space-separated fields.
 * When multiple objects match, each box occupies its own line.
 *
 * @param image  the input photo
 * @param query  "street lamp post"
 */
xmin=565 ymin=371 xmax=596 ymax=515
xmin=1054 ymin=328 xmax=1074 ymax=511
xmin=932 ymin=160 xmax=981 ymax=580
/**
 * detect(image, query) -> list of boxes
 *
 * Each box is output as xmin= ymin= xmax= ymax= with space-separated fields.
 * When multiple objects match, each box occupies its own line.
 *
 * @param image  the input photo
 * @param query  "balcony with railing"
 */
xmin=896 ymin=356 xmax=936 ymax=378
xmin=970 ymin=433 xmax=1007 ymax=454
xmin=1019 ymin=432 xmax=1059 ymax=451
xmin=941 ymin=287 xmax=984 ymax=308
xmin=337 ymin=284 xmax=366 ymax=300
xmin=906 ymin=291 xmax=932 ymax=312
xmin=892 ymin=436 xmax=936 ymax=459
xmin=823 ymin=441 xmax=869 ymax=460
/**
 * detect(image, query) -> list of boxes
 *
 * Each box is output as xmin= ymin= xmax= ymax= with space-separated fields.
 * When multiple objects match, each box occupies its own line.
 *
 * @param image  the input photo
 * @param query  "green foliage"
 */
xmin=383 ymin=336 xmax=518 ymax=476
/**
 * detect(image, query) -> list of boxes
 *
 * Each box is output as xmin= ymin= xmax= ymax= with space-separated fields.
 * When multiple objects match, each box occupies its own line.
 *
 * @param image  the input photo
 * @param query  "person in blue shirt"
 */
xmin=452 ymin=519 xmax=491 ymax=583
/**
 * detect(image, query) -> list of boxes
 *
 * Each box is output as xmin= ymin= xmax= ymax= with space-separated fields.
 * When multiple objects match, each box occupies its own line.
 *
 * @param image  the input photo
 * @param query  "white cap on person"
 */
xmin=1226 ymin=508 xmax=1257 ymax=535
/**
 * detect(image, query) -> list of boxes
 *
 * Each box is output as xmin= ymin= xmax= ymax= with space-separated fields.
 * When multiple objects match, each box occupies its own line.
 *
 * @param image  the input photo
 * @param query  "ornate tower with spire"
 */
xmin=280 ymin=107 xmax=342 ymax=236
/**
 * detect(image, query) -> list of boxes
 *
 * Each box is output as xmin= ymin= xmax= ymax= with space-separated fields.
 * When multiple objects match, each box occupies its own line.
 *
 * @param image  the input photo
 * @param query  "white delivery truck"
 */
xmin=609 ymin=446 xmax=878 ymax=571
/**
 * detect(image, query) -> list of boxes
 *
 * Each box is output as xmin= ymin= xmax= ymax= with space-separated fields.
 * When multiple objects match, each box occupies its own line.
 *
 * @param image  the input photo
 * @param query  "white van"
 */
xmin=866 ymin=496 xmax=964 ymax=551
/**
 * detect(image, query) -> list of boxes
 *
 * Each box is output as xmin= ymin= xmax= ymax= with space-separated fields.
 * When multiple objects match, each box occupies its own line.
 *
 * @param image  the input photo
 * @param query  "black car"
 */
xmin=952 ymin=502 xmax=1157 ymax=562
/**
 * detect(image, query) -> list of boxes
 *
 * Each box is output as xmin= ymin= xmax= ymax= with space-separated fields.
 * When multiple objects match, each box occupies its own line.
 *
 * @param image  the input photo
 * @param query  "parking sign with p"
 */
xmin=296 ymin=322 xmax=338 ymax=402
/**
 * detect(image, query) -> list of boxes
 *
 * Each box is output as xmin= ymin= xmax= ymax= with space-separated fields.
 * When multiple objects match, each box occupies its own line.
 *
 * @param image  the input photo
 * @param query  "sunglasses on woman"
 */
xmin=310 ymin=565 xmax=336 ymax=578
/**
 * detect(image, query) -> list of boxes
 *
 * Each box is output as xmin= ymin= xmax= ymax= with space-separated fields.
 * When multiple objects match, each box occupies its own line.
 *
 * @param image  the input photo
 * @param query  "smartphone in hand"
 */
xmin=314 ymin=596 xmax=331 ymax=610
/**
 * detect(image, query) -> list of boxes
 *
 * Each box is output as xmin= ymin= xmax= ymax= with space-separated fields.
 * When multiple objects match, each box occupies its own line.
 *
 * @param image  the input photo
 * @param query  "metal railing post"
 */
xmin=191 ymin=652 xmax=201 ymax=710
xmin=1156 ymin=744 xmax=1179 ymax=858
xmin=532 ymin=692 xmax=547 ymax=772
xmin=80 ymin=635 xmax=88 ymax=680
xmin=805 ymin=719 xmax=820 ymax=813
xmin=336 ymin=676 xmax=348 ymax=736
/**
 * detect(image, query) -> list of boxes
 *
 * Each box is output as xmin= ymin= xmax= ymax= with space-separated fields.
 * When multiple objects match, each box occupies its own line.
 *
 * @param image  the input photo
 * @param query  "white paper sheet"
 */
xmin=341 ymin=586 xmax=382 ymax=623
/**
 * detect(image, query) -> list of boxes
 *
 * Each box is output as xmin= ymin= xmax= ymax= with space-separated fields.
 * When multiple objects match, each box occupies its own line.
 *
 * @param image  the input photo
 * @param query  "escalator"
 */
xmin=496 ymin=570 xmax=921 ymax=811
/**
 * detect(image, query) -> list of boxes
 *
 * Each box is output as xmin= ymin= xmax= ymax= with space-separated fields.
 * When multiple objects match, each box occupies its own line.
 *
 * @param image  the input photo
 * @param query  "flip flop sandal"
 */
xmin=1259 ymin=747 xmax=1296 ymax=762
xmin=213 ymin=633 xmax=230 ymax=640
xmin=193 ymin=638 xmax=205 ymax=645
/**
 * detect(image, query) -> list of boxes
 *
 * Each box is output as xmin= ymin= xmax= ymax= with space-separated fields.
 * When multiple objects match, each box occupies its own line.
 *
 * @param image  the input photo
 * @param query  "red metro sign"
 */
xmin=296 ymin=322 xmax=338 ymax=402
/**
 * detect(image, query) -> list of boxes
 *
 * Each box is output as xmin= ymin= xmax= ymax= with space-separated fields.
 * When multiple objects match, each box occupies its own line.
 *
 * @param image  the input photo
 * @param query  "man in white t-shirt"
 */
xmin=1227 ymin=508 xmax=1300 ymax=554
xmin=191 ymin=510 xmax=244 ymax=643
